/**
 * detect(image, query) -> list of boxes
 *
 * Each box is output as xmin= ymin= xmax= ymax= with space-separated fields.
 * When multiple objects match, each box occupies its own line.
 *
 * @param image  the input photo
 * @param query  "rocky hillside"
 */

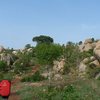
xmin=0 ymin=38 xmax=100 ymax=80
xmin=78 ymin=39 xmax=100 ymax=78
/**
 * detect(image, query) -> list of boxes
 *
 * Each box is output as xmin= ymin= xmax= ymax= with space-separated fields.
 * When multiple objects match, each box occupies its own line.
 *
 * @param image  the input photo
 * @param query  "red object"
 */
xmin=0 ymin=80 xmax=11 ymax=97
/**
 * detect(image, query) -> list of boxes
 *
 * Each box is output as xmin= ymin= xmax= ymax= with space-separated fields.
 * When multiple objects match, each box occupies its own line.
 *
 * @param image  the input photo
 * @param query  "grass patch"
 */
xmin=17 ymin=79 xmax=100 ymax=100
xmin=21 ymin=71 xmax=47 ymax=82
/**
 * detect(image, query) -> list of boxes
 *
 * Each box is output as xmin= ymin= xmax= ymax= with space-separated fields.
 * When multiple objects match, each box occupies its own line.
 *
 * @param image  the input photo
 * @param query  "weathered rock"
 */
xmin=83 ymin=58 xmax=89 ymax=64
xmin=89 ymin=60 xmax=100 ymax=67
xmin=78 ymin=44 xmax=85 ymax=52
xmin=27 ymin=48 xmax=33 ymax=52
xmin=90 ymin=56 xmax=96 ymax=61
xmin=84 ymin=38 xmax=93 ymax=44
xmin=0 ymin=53 xmax=14 ymax=66
xmin=78 ymin=62 xmax=87 ymax=72
xmin=12 ymin=51 xmax=18 ymax=55
xmin=94 ymin=40 xmax=100 ymax=60
xmin=53 ymin=59 xmax=65 ymax=73
xmin=83 ymin=43 xmax=93 ymax=51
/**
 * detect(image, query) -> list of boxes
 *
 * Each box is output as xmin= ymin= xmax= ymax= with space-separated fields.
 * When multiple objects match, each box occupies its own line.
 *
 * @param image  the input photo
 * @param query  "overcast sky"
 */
xmin=0 ymin=0 xmax=100 ymax=49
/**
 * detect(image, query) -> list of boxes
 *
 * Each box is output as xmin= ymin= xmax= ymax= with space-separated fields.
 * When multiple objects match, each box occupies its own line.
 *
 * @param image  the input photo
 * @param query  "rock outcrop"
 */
xmin=79 ymin=38 xmax=96 ymax=52
xmin=0 ymin=53 xmax=14 ymax=66
xmin=53 ymin=59 xmax=65 ymax=73
xmin=94 ymin=40 xmax=100 ymax=60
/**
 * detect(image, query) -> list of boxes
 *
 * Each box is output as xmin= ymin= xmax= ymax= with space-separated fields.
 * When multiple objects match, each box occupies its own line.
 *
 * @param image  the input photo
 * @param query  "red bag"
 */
xmin=0 ymin=80 xmax=11 ymax=97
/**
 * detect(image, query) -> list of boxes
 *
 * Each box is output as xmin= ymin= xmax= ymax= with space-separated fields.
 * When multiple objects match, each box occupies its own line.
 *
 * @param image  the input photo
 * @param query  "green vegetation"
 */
xmin=0 ymin=61 xmax=7 ymax=72
xmin=17 ymin=79 xmax=100 ymax=100
xmin=63 ymin=42 xmax=81 ymax=73
xmin=0 ymin=35 xmax=100 ymax=99
xmin=35 ymin=43 xmax=63 ymax=65
xmin=21 ymin=71 xmax=46 ymax=82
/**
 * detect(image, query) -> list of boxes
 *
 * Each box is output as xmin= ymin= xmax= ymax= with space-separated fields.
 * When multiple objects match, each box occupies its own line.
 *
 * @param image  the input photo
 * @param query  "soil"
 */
xmin=8 ymin=92 xmax=20 ymax=100
xmin=8 ymin=78 xmax=21 ymax=100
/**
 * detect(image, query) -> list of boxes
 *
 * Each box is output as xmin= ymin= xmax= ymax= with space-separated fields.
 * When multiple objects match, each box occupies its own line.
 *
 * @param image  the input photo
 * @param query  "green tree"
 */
xmin=25 ymin=44 xmax=31 ymax=49
xmin=32 ymin=35 xmax=53 ymax=45
xmin=35 ymin=43 xmax=63 ymax=65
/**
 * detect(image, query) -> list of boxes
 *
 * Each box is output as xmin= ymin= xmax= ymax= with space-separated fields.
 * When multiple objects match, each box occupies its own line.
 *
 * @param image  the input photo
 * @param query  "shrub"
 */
xmin=86 ymin=66 xmax=100 ymax=78
xmin=63 ymin=43 xmax=81 ymax=73
xmin=14 ymin=51 xmax=34 ymax=74
xmin=0 ymin=61 xmax=7 ymax=72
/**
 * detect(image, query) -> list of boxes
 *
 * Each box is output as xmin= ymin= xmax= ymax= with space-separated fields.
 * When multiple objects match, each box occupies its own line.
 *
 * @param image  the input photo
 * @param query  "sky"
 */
xmin=0 ymin=0 xmax=100 ymax=49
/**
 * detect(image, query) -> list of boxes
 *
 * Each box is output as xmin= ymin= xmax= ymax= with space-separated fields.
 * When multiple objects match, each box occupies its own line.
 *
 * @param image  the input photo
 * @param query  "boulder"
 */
xmin=27 ymin=48 xmax=33 ymax=52
xmin=78 ymin=44 xmax=85 ymax=52
xmin=83 ymin=58 xmax=89 ymax=64
xmin=90 ymin=56 xmax=96 ymax=61
xmin=53 ymin=59 xmax=65 ymax=73
xmin=0 ymin=53 xmax=14 ymax=66
xmin=89 ymin=60 xmax=100 ymax=67
xmin=84 ymin=38 xmax=93 ymax=44
xmin=83 ymin=43 xmax=93 ymax=51
xmin=12 ymin=51 xmax=18 ymax=55
xmin=78 ymin=62 xmax=87 ymax=72
xmin=94 ymin=40 xmax=100 ymax=60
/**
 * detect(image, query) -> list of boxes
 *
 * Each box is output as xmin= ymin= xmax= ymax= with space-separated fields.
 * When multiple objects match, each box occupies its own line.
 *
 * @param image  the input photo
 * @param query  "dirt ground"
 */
xmin=8 ymin=92 xmax=20 ymax=100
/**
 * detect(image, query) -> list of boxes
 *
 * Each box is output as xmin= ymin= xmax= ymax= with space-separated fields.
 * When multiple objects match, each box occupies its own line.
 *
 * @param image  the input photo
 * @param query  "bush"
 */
xmin=35 ymin=43 xmax=63 ymax=65
xmin=14 ymin=51 xmax=34 ymax=74
xmin=0 ymin=61 xmax=7 ymax=72
xmin=86 ymin=66 xmax=100 ymax=78
xmin=63 ymin=43 xmax=81 ymax=73
xmin=0 ymin=72 xmax=14 ymax=81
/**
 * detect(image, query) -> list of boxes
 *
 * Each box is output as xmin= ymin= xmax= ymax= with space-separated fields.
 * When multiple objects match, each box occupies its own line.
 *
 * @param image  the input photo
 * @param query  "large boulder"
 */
xmin=53 ymin=59 xmax=65 ymax=73
xmin=94 ymin=40 xmax=100 ymax=60
xmin=84 ymin=38 xmax=93 ymax=44
xmin=83 ymin=43 xmax=93 ymax=51
xmin=89 ymin=60 xmax=100 ymax=67
xmin=78 ymin=44 xmax=85 ymax=52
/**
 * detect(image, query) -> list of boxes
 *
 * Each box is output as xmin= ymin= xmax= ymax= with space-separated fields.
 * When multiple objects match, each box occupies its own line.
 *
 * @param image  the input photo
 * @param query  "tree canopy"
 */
xmin=32 ymin=35 xmax=54 ymax=45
